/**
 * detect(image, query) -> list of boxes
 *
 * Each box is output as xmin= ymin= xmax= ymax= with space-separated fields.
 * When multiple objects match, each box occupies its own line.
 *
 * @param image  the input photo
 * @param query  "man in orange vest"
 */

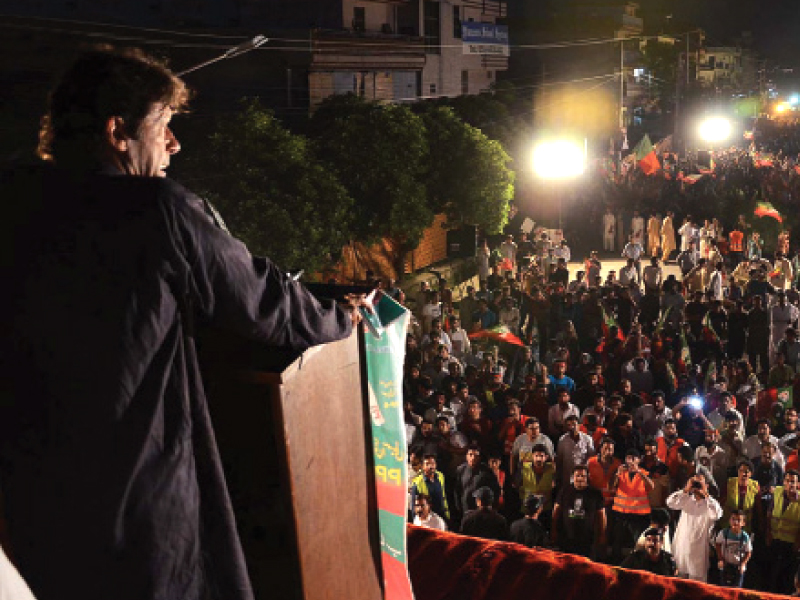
xmin=609 ymin=448 xmax=654 ymax=562
xmin=729 ymin=227 xmax=745 ymax=268
xmin=588 ymin=436 xmax=621 ymax=509
xmin=657 ymin=418 xmax=688 ymax=479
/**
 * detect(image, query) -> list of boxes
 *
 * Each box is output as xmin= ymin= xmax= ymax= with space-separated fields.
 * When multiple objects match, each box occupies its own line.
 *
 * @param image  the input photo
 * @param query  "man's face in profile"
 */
xmin=117 ymin=103 xmax=180 ymax=177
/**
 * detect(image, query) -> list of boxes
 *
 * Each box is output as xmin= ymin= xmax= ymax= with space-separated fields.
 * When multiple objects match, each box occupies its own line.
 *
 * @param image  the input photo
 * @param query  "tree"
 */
xmin=307 ymin=94 xmax=431 ymax=270
xmin=180 ymin=100 xmax=353 ymax=274
xmin=418 ymin=105 xmax=514 ymax=234
xmin=640 ymin=40 xmax=680 ymax=113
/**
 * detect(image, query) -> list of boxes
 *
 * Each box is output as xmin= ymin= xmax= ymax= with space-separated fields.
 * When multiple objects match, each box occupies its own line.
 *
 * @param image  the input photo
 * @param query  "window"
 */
xmin=353 ymin=7 xmax=365 ymax=32
xmin=424 ymin=1 xmax=441 ymax=54
xmin=708 ymin=56 xmax=716 ymax=69
xmin=461 ymin=70 xmax=469 ymax=95
xmin=429 ymin=83 xmax=437 ymax=96
xmin=453 ymin=5 xmax=462 ymax=39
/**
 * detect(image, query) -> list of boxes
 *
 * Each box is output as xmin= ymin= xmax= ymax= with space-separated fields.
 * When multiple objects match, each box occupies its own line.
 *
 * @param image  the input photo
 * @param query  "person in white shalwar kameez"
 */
xmin=666 ymin=473 xmax=723 ymax=582
xmin=770 ymin=292 xmax=799 ymax=353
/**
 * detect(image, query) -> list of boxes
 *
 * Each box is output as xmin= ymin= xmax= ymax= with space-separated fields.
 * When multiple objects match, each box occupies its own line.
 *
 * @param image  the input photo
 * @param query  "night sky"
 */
xmin=671 ymin=0 xmax=800 ymax=67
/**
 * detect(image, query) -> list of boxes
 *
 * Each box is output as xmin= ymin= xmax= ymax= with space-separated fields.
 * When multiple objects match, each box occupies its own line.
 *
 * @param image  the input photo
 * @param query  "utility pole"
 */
xmin=620 ymin=38 xmax=625 ymax=128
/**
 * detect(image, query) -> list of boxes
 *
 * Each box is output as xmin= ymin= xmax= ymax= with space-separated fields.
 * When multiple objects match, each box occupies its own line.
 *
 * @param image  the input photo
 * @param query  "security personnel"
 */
xmin=765 ymin=469 xmax=800 ymax=594
xmin=411 ymin=454 xmax=451 ymax=521
xmin=722 ymin=459 xmax=760 ymax=533
xmin=610 ymin=448 xmax=654 ymax=562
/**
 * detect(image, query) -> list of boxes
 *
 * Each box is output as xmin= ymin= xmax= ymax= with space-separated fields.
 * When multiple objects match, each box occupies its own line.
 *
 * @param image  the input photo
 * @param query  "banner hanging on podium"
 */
xmin=360 ymin=292 xmax=414 ymax=600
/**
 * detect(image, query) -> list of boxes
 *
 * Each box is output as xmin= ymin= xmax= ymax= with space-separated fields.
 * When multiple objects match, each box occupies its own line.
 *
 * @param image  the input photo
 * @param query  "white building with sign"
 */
xmin=419 ymin=0 xmax=509 ymax=98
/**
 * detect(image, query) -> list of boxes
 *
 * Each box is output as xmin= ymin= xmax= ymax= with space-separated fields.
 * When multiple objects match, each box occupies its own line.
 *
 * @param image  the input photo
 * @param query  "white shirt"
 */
xmin=603 ymin=213 xmax=616 ymax=235
xmin=548 ymin=403 xmax=581 ymax=437
xmin=554 ymin=246 xmax=571 ymax=262
xmin=0 ymin=546 xmax=36 ymax=600
xmin=500 ymin=241 xmax=517 ymax=261
xmin=743 ymin=434 xmax=785 ymax=468
xmin=708 ymin=270 xmax=723 ymax=301
xmin=414 ymin=511 xmax=448 ymax=531
xmin=632 ymin=217 xmax=645 ymax=240
xmin=666 ymin=491 xmax=723 ymax=582
xmin=634 ymin=403 xmax=669 ymax=437
xmin=622 ymin=242 xmax=644 ymax=260
xmin=449 ymin=327 xmax=471 ymax=357
xmin=678 ymin=223 xmax=695 ymax=251
xmin=511 ymin=432 xmax=555 ymax=459
xmin=619 ymin=265 xmax=638 ymax=286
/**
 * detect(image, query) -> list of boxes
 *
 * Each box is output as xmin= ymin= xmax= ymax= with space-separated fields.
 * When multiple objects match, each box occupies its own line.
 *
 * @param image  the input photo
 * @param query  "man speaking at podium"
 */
xmin=0 ymin=47 xmax=355 ymax=600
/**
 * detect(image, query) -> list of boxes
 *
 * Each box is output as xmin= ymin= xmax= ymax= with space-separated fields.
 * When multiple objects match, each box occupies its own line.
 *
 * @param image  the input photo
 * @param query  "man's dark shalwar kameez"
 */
xmin=0 ymin=165 xmax=352 ymax=600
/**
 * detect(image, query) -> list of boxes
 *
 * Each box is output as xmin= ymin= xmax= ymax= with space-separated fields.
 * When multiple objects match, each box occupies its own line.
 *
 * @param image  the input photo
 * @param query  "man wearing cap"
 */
xmin=509 ymin=494 xmax=546 ymax=548
xmin=666 ymin=471 xmax=723 ymax=582
xmin=620 ymin=527 xmax=677 ymax=576
xmin=551 ymin=464 xmax=606 ymax=558
xmin=609 ymin=448 xmax=654 ymax=562
xmin=460 ymin=487 xmax=509 ymax=541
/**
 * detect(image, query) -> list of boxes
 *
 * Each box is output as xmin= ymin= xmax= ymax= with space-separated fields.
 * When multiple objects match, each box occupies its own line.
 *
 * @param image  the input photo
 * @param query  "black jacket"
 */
xmin=461 ymin=508 xmax=508 ymax=541
xmin=0 ymin=164 xmax=351 ymax=600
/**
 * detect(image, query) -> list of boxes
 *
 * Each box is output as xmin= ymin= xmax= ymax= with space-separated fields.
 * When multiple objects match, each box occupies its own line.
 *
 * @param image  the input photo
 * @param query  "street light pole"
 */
xmin=620 ymin=38 xmax=625 ymax=128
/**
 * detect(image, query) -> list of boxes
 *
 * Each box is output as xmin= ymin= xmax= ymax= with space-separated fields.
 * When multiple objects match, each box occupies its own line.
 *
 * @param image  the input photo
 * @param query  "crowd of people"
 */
xmin=401 ymin=193 xmax=800 ymax=594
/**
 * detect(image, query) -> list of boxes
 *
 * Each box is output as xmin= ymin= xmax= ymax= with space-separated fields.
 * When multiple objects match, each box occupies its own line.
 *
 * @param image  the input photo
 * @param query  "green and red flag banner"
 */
xmin=704 ymin=360 xmax=717 ymax=393
xmin=756 ymin=387 xmax=794 ymax=426
xmin=679 ymin=329 xmax=692 ymax=370
xmin=633 ymin=133 xmax=660 ymax=175
xmin=601 ymin=307 xmax=625 ymax=341
xmin=655 ymin=306 xmax=673 ymax=334
xmin=680 ymin=173 xmax=705 ymax=185
xmin=359 ymin=291 xmax=415 ymax=600
xmin=702 ymin=313 xmax=720 ymax=345
xmin=754 ymin=202 xmax=783 ymax=223
xmin=469 ymin=324 xmax=525 ymax=346
xmin=754 ymin=159 xmax=774 ymax=168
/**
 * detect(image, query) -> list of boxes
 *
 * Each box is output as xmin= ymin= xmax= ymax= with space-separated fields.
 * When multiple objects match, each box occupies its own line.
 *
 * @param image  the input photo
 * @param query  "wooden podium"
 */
xmin=198 ymin=327 xmax=384 ymax=600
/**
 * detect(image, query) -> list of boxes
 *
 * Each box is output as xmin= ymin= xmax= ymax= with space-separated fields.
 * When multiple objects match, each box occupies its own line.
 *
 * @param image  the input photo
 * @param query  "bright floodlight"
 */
xmin=698 ymin=117 xmax=732 ymax=144
xmin=532 ymin=140 xmax=586 ymax=179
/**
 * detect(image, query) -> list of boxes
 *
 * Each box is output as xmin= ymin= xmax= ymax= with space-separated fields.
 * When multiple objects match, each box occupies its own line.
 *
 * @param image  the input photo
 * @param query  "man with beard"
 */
xmin=551 ymin=464 xmax=606 ymax=558
xmin=610 ymin=449 xmax=654 ymax=562
xmin=621 ymin=528 xmax=677 ymax=576
xmin=556 ymin=415 xmax=595 ymax=488
xmin=454 ymin=444 xmax=500 ymax=524
xmin=666 ymin=472 xmax=723 ymax=582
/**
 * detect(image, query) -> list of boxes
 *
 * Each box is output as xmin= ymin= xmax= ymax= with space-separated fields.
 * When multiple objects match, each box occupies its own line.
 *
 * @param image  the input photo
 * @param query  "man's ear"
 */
xmin=104 ymin=116 xmax=129 ymax=152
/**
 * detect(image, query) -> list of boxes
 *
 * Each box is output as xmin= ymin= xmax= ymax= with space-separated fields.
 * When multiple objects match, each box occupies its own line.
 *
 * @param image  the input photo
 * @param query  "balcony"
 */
xmin=310 ymin=28 xmax=426 ymax=71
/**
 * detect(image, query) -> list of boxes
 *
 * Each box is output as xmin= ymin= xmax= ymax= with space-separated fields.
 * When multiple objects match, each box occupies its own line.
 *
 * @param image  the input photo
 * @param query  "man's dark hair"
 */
xmin=415 ymin=493 xmax=430 ymax=505
xmin=649 ymin=508 xmax=671 ymax=527
xmin=531 ymin=443 xmax=549 ymax=454
xmin=677 ymin=445 xmax=694 ymax=462
xmin=39 ymin=46 xmax=190 ymax=165
xmin=422 ymin=454 xmax=437 ymax=462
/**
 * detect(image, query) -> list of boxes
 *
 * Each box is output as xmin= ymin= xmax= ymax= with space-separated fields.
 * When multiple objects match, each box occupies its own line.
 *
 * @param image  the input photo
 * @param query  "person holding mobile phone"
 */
xmin=666 ymin=473 xmax=723 ymax=582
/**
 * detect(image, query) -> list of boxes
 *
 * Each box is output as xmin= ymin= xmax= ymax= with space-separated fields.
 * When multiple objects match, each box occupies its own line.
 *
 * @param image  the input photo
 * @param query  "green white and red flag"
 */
xmin=601 ymin=306 xmax=625 ymax=341
xmin=633 ymin=134 xmax=661 ymax=175
xmin=468 ymin=324 xmax=525 ymax=346
xmin=679 ymin=329 xmax=692 ymax=370
xmin=702 ymin=313 xmax=720 ymax=345
xmin=754 ymin=202 xmax=783 ymax=223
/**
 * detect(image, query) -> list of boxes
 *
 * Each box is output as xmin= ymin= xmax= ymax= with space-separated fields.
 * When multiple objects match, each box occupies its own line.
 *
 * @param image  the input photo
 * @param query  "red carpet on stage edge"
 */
xmin=407 ymin=525 xmax=790 ymax=600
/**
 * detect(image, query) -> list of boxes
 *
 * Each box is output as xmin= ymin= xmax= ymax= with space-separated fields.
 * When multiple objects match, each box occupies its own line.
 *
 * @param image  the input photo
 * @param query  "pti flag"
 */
xmin=633 ymin=134 xmax=661 ymax=175
xmin=360 ymin=291 xmax=415 ymax=600
xmin=469 ymin=324 xmax=525 ymax=346
xmin=754 ymin=202 xmax=783 ymax=223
